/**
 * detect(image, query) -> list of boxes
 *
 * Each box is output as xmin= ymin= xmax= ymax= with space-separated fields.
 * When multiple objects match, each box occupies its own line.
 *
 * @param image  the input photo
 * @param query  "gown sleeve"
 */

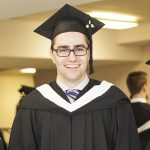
xmin=0 ymin=138 xmax=5 ymax=150
xmin=8 ymin=109 xmax=40 ymax=150
xmin=115 ymin=101 xmax=142 ymax=150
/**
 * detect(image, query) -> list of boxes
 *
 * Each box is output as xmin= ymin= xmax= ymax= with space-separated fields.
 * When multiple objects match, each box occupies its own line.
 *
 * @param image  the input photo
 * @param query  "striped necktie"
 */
xmin=65 ymin=89 xmax=81 ymax=100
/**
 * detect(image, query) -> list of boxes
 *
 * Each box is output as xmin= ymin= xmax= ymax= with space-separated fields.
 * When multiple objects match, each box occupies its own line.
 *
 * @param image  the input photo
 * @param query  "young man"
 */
xmin=126 ymin=71 xmax=150 ymax=150
xmin=9 ymin=4 xmax=141 ymax=150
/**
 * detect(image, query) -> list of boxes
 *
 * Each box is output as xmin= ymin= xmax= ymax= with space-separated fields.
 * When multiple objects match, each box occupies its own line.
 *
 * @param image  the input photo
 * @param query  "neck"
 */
xmin=132 ymin=93 xmax=147 ymax=100
xmin=57 ymin=74 xmax=87 ymax=88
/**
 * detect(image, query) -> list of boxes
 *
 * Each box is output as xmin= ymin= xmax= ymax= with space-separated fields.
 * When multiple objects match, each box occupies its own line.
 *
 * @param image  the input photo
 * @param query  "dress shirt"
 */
xmin=131 ymin=97 xmax=147 ymax=103
xmin=56 ymin=74 xmax=89 ymax=103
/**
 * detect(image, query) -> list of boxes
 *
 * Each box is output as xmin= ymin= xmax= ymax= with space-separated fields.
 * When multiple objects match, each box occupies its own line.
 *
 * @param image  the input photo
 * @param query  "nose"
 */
xmin=68 ymin=51 xmax=77 ymax=61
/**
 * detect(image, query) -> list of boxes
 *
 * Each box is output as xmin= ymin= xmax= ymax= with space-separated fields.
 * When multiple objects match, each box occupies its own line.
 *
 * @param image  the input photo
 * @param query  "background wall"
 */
xmin=0 ymin=72 xmax=35 ymax=143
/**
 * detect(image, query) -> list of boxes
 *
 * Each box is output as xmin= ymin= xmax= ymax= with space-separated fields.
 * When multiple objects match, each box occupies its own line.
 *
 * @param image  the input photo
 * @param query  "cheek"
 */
xmin=50 ymin=53 xmax=63 ymax=65
xmin=80 ymin=56 xmax=89 ymax=69
xmin=55 ymin=58 xmax=65 ymax=67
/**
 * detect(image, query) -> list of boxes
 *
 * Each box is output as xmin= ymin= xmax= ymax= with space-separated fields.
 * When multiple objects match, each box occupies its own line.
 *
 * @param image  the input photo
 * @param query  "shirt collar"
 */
xmin=131 ymin=97 xmax=147 ymax=103
xmin=56 ymin=74 xmax=89 ymax=91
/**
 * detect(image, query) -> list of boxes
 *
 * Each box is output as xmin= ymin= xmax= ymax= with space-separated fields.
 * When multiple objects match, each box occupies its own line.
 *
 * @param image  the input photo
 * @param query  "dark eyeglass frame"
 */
xmin=52 ymin=47 xmax=89 ymax=57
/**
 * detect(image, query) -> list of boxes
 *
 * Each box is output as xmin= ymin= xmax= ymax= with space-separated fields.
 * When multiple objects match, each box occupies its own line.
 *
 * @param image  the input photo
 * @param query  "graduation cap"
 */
xmin=19 ymin=85 xmax=35 ymax=95
xmin=34 ymin=4 xmax=105 ymax=74
xmin=145 ymin=60 xmax=150 ymax=65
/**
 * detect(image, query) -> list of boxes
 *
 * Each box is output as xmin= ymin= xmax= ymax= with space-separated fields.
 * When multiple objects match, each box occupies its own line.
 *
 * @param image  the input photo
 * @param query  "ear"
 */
xmin=87 ymin=49 xmax=90 ymax=61
xmin=49 ymin=49 xmax=56 ymax=64
xmin=142 ymin=84 xmax=147 ymax=92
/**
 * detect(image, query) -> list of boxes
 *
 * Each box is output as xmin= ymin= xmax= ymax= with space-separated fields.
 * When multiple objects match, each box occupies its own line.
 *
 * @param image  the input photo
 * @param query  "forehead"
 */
xmin=53 ymin=32 xmax=88 ymax=47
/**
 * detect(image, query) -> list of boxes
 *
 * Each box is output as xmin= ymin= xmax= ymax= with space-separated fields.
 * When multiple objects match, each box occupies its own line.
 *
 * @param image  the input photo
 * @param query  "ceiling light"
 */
xmin=20 ymin=68 xmax=36 ymax=74
xmin=89 ymin=12 xmax=138 ymax=22
xmin=88 ymin=11 xmax=138 ymax=29
xmin=100 ymin=19 xmax=138 ymax=30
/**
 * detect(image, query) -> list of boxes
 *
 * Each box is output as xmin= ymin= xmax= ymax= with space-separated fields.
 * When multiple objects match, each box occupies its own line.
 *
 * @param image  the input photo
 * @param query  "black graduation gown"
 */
xmin=0 ymin=130 xmax=7 ymax=150
xmin=0 ymin=138 xmax=5 ymax=150
xmin=131 ymin=102 xmax=150 ymax=150
xmin=8 ymin=79 xmax=141 ymax=150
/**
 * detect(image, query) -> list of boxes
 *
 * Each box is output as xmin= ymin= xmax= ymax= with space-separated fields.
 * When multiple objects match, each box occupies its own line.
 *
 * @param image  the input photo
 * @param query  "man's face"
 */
xmin=50 ymin=32 xmax=90 ymax=85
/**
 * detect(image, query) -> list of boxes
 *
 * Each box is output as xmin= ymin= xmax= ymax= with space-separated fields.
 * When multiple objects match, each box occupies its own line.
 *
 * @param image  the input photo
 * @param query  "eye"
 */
xmin=76 ymin=47 xmax=86 ymax=52
xmin=75 ymin=47 xmax=85 ymax=51
xmin=58 ymin=48 xmax=68 ymax=53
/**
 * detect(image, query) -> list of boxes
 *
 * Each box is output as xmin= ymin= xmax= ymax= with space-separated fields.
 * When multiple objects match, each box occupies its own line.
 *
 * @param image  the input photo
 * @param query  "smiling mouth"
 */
xmin=65 ymin=64 xmax=80 ymax=69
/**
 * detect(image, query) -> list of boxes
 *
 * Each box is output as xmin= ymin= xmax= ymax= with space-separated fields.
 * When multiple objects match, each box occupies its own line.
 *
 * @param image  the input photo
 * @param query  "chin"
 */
xmin=65 ymin=73 xmax=83 ymax=81
xmin=66 ymin=75 xmax=80 ymax=81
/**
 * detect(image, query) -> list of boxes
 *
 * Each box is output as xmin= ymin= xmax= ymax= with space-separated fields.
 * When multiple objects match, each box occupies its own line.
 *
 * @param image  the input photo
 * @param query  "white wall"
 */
xmin=91 ymin=45 xmax=150 ymax=101
xmin=0 ymin=72 xmax=35 ymax=143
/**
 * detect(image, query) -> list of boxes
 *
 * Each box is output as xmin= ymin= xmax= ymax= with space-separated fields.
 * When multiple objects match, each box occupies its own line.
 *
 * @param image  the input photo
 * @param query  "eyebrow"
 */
xmin=57 ymin=44 xmax=87 ymax=49
xmin=57 ymin=45 xmax=69 ymax=49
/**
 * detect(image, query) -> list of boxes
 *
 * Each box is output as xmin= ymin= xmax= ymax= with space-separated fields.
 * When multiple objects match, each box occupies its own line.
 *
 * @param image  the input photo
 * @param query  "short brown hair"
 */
xmin=50 ymin=34 xmax=90 ymax=51
xmin=126 ymin=71 xmax=147 ymax=98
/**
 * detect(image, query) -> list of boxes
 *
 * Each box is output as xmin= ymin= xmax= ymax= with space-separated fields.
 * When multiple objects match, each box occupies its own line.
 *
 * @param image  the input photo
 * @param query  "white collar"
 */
xmin=36 ymin=80 xmax=113 ymax=112
xmin=56 ymin=74 xmax=89 ymax=91
xmin=131 ymin=97 xmax=147 ymax=103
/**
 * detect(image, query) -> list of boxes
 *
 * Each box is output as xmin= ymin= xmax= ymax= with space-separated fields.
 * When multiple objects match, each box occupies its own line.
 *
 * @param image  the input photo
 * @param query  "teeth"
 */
xmin=66 ymin=65 xmax=79 ymax=68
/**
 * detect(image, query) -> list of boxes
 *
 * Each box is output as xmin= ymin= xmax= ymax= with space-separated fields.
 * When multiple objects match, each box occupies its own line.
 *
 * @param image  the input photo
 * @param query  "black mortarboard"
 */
xmin=34 ymin=4 xmax=104 ymax=74
xmin=145 ymin=60 xmax=150 ymax=65
xmin=19 ymin=85 xmax=35 ymax=95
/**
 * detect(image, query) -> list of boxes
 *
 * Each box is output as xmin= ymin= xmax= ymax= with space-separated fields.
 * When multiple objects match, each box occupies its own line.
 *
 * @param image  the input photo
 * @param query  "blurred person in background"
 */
xmin=126 ymin=71 xmax=150 ymax=150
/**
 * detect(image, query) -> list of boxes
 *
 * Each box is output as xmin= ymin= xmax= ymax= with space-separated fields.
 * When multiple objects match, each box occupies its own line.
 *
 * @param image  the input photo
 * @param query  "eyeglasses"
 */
xmin=52 ymin=47 xmax=88 ymax=57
